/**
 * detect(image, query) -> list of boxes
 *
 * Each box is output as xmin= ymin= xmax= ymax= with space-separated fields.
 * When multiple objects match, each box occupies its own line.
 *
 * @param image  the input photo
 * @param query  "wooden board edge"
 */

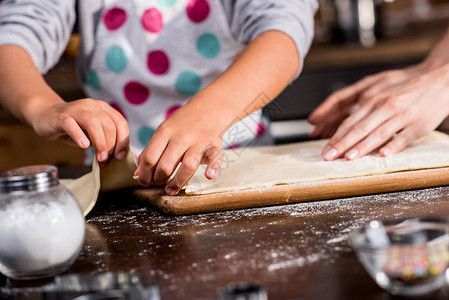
xmin=132 ymin=167 xmax=449 ymax=215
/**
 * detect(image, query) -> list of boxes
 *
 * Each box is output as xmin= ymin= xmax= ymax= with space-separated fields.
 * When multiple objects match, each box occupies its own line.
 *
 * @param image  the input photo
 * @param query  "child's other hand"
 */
xmin=31 ymin=98 xmax=129 ymax=167
xmin=134 ymin=102 xmax=224 ymax=195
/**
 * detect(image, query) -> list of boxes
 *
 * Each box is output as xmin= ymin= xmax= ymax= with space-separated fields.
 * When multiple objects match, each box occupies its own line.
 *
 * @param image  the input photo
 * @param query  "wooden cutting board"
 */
xmin=131 ymin=167 xmax=449 ymax=215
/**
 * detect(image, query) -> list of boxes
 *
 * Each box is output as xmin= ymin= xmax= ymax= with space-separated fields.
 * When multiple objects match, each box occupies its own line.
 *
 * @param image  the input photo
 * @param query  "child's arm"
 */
xmin=0 ymin=45 xmax=129 ymax=166
xmin=0 ymin=0 xmax=128 ymax=166
xmin=135 ymin=31 xmax=299 ymax=195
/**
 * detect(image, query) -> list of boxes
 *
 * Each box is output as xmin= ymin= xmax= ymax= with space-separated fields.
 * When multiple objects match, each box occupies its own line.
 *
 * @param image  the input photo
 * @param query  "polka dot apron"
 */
xmin=83 ymin=0 xmax=271 ymax=158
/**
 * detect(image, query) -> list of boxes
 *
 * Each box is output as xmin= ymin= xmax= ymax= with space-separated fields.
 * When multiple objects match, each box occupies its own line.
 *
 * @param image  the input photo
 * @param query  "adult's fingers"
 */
xmin=356 ymin=76 xmax=401 ymax=106
xmin=379 ymin=125 xmax=429 ymax=157
xmin=320 ymin=124 xmax=339 ymax=140
xmin=309 ymin=94 xmax=357 ymax=139
xmin=322 ymin=97 xmax=380 ymax=156
xmin=308 ymin=74 xmax=381 ymax=124
xmin=322 ymin=96 xmax=396 ymax=160
xmin=342 ymin=115 xmax=406 ymax=160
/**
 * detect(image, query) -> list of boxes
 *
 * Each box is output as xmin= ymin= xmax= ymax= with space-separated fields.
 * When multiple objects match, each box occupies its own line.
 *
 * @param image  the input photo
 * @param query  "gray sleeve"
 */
xmin=225 ymin=0 xmax=318 ymax=78
xmin=0 ymin=0 xmax=76 ymax=74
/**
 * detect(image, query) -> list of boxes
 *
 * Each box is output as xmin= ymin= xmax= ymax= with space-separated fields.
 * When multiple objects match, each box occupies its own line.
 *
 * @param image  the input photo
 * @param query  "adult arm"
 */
xmin=308 ymin=26 xmax=449 ymax=161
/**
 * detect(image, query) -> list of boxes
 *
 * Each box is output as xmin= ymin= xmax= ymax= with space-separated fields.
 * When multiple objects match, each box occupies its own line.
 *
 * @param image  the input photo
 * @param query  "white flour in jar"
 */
xmin=0 ymin=197 xmax=85 ymax=273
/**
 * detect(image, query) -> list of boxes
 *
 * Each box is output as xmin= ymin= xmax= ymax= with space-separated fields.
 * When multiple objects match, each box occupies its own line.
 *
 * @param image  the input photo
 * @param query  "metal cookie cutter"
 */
xmin=218 ymin=282 xmax=267 ymax=300
xmin=42 ymin=272 xmax=160 ymax=300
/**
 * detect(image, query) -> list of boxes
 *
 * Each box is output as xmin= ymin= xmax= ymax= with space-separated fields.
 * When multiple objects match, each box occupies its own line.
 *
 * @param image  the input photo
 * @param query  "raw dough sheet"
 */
xmin=184 ymin=131 xmax=449 ymax=195
xmin=61 ymin=131 xmax=449 ymax=215
xmin=61 ymin=148 xmax=139 ymax=216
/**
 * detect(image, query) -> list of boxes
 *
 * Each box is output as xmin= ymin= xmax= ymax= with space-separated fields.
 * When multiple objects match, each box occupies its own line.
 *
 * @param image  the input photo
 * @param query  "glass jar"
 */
xmin=0 ymin=165 xmax=85 ymax=280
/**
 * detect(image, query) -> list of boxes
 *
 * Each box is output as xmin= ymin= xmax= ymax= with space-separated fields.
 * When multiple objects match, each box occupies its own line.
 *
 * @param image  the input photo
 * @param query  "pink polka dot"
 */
xmin=227 ymin=144 xmax=240 ymax=149
xmin=142 ymin=8 xmax=163 ymax=33
xmin=110 ymin=102 xmax=127 ymax=119
xmin=186 ymin=0 xmax=210 ymax=23
xmin=165 ymin=105 xmax=182 ymax=119
xmin=147 ymin=50 xmax=170 ymax=75
xmin=104 ymin=7 xmax=127 ymax=31
xmin=256 ymin=122 xmax=266 ymax=138
xmin=124 ymin=81 xmax=150 ymax=105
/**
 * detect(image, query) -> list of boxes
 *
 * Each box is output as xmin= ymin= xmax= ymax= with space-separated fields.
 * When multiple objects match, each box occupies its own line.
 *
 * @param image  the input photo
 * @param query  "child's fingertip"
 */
xmin=165 ymin=187 xmax=177 ymax=195
xmin=98 ymin=151 xmax=108 ymax=162
xmin=380 ymin=147 xmax=391 ymax=157
xmin=96 ymin=151 xmax=108 ymax=163
xmin=206 ymin=168 xmax=216 ymax=179
xmin=80 ymin=137 xmax=90 ymax=148
xmin=116 ymin=151 xmax=125 ymax=160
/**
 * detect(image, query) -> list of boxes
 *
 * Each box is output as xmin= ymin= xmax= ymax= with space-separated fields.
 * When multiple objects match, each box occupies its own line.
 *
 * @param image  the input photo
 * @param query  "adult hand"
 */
xmin=309 ymin=65 xmax=423 ymax=140
xmin=308 ymin=63 xmax=449 ymax=161
xmin=31 ymin=98 xmax=129 ymax=167
xmin=134 ymin=101 xmax=224 ymax=195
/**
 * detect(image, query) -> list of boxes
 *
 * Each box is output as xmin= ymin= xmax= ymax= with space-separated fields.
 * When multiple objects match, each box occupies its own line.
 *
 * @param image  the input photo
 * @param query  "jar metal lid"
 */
xmin=0 ymin=165 xmax=59 ymax=194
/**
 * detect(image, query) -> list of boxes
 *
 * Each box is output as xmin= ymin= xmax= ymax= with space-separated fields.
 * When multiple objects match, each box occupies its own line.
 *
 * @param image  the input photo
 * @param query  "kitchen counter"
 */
xmin=304 ymin=33 xmax=436 ymax=70
xmin=2 ymin=182 xmax=449 ymax=299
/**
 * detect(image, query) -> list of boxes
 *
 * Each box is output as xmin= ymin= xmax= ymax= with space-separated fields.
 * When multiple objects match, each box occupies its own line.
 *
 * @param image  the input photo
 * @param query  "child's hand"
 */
xmin=134 ymin=101 xmax=224 ymax=195
xmin=133 ymin=31 xmax=301 ymax=195
xmin=0 ymin=46 xmax=128 ymax=166
xmin=31 ymin=98 xmax=129 ymax=166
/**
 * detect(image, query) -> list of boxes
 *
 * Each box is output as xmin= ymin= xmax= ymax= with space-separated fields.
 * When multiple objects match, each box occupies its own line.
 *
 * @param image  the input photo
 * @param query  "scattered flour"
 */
xmin=3 ymin=186 xmax=445 ymax=299
xmin=268 ymin=257 xmax=306 ymax=271
xmin=81 ymin=186 xmax=449 ymax=285
xmin=326 ymin=235 xmax=348 ymax=244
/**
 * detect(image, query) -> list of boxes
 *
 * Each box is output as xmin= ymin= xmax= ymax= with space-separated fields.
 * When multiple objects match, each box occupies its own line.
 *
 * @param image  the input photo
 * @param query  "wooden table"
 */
xmin=2 ymin=185 xmax=449 ymax=299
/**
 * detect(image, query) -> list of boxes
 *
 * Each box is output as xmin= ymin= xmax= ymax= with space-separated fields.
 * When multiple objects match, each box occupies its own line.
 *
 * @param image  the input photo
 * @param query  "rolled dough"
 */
xmin=61 ymin=148 xmax=140 ymax=216
xmin=184 ymin=131 xmax=449 ymax=195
